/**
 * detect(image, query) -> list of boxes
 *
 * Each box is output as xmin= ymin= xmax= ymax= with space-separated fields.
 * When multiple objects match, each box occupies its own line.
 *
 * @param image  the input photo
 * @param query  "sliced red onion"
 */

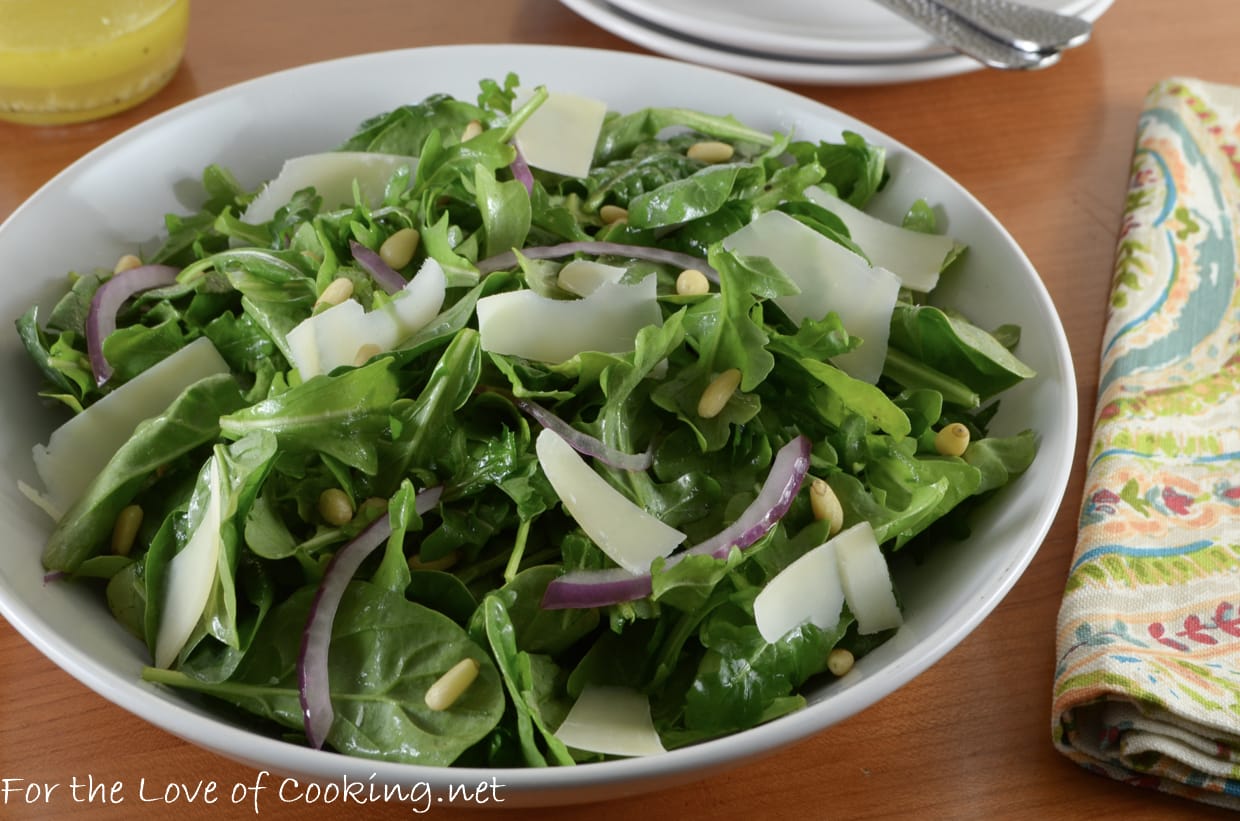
xmin=42 ymin=571 xmax=65 ymax=586
xmin=514 ymin=396 xmax=653 ymax=471
xmin=349 ymin=240 xmax=404 ymax=295
xmin=477 ymin=241 xmax=717 ymax=281
xmin=540 ymin=435 xmax=812 ymax=610
xmin=510 ymin=147 xmax=534 ymax=194
xmin=684 ymin=434 xmax=811 ymax=560
xmin=86 ymin=264 xmax=179 ymax=386
xmin=540 ymin=567 xmax=653 ymax=609
xmin=297 ymin=485 xmax=442 ymax=749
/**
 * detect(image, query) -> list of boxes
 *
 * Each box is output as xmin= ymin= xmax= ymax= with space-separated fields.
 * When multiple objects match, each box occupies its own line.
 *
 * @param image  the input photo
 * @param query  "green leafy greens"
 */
xmin=17 ymin=74 xmax=1038 ymax=768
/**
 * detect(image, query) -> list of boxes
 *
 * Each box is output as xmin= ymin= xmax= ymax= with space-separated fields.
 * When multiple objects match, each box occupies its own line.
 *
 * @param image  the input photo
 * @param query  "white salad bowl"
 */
xmin=0 ymin=45 xmax=1077 ymax=807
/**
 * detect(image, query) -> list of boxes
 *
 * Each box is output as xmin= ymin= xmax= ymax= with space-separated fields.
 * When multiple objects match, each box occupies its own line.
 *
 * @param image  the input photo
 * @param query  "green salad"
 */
xmin=17 ymin=74 xmax=1038 ymax=766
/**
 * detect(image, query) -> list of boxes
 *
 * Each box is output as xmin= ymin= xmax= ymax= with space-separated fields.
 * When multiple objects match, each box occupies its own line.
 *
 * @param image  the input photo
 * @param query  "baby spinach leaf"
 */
xmin=474 ymin=164 xmax=531 ymax=259
xmin=627 ymin=163 xmax=766 ymax=229
xmin=964 ymin=430 xmax=1038 ymax=494
xmin=492 ymin=566 xmax=599 ymax=657
xmin=684 ymin=593 xmax=850 ymax=733
xmin=145 ymin=581 xmax=505 ymax=766
xmin=43 ymin=374 xmax=247 ymax=571
xmin=889 ymin=303 xmax=1036 ymax=399
xmin=594 ymin=107 xmax=775 ymax=165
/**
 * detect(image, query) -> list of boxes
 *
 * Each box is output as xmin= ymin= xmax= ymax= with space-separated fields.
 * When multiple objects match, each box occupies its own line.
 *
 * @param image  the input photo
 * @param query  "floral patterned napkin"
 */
xmin=1052 ymin=77 xmax=1240 ymax=809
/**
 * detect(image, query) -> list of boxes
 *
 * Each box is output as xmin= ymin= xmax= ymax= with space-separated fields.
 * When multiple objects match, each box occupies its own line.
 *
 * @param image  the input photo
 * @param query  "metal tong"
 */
xmin=871 ymin=0 xmax=1093 ymax=70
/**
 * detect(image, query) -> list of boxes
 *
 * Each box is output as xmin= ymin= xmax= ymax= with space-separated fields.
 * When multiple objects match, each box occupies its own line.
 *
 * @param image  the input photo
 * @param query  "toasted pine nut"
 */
xmin=827 ymin=648 xmax=855 ymax=677
xmin=687 ymin=140 xmax=734 ymax=164
xmin=379 ymin=227 xmax=420 ymax=270
xmin=425 ymin=658 xmax=481 ymax=711
xmin=461 ymin=119 xmax=484 ymax=142
xmin=353 ymin=343 xmax=382 ymax=368
xmin=408 ymin=549 xmax=460 ymax=573
xmin=111 ymin=504 xmax=144 ymax=557
xmin=697 ymin=368 xmax=742 ymax=419
xmin=318 ymin=488 xmax=354 ymax=526
xmin=810 ymin=478 xmax=844 ymax=536
xmin=113 ymin=254 xmax=143 ymax=274
xmin=315 ymin=276 xmax=354 ymax=309
xmin=676 ymin=268 xmax=710 ymax=296
xmin=934 ymin=422 xmax=971 ymax=457
xmin=599 ymin=204 xmax=628 ymax=225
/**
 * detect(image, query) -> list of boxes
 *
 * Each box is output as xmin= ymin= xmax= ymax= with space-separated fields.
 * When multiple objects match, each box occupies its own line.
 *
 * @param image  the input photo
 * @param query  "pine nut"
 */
xmin=379 ymin=227 xmax=420 ymax=270
xmin=697 ymin=368 xmax=742 ymax=419
xmin=461 ymin=119 xmax=484 ymax=142
xmin=810 ymin=478 xmax=844 ymax=536
xmin=687 ymin=140 xmax=734 ymax=164
xmin=408 ymin=549 xmax=460 ymax=573
xmin=318 ymin=488 xmax=354 ymax=526
xmin=113 ymin=254 xmax=143 ymax=274
xmin=111 ymin=504 xmax=144 ymax=557
xmin=425 ymin=658 xmax=481 ymax=711
xmin=315 ymin=276 xmax=354 ymax=309
xmin=827 ymin=648 xmax=855 ymax=677
xmin=934 ymin=422 xmax=971 ymax=457
xmin=599 ymin=204 xmax=628 ymax=225
xmin=675 ymin=268 xmax=710 ymax=296
xmin=353 ymin=343 xmax=382 ymax=368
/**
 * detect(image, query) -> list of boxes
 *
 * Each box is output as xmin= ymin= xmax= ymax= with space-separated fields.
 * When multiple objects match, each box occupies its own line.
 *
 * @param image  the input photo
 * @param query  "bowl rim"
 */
xmin=0 ymin=42 xmax=1079 ymax=804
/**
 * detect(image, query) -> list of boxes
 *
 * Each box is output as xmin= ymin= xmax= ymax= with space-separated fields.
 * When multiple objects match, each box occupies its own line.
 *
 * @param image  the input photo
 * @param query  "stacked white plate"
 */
xmin=560 ymin=0 xmax=1115 ymax=85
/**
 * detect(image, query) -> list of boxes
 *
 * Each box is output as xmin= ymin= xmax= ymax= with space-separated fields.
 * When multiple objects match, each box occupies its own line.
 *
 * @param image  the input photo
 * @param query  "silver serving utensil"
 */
xmin=931 ymin=0 xmax=1092 ymax=53
xmin=870 ymin=0 xmax=1087 ymax=70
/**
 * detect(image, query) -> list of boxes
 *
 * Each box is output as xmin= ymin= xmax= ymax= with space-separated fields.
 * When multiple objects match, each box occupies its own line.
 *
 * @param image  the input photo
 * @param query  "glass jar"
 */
xmin=0 ymin=0 xmax=189 ymax=125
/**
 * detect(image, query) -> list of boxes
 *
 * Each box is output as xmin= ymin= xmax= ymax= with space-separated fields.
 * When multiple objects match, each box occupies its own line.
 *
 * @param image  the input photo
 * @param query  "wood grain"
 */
xmin=1 ymin=1 xmax=1236 ymax=818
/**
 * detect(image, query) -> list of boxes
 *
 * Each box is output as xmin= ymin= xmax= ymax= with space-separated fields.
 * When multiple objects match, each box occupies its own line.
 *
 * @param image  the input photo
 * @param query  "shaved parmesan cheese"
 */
xmin=285 ymin=257 xmax=446 ymax=379
xmin=241 ymin=152 xmax=415 ymax=225
xmin=722 ymin=210 xmax=900 ymax=384
xmin=513 ymin=89 xmax=607 ymax=179
xmin=806 ymin=188 xmax=957 ymax=292
xmin=154 ymin=457 xmax=224 ymax=668
xmin=833 ymin=522 xmax=903 ymax=635
xmin=476 ymin=273 xmax=660 ymax=364
xmin=535 ymin=429 xmax=683 ymax=574
xmin=557 ymin=259 xmax=626 ymax=297
xmin=554 ymin=685 xmax=667 ymax=757
xmin=32 ymin=337 xmax=230 ymax=513
xmin=753 ymin=540 xmax=845 ymax=644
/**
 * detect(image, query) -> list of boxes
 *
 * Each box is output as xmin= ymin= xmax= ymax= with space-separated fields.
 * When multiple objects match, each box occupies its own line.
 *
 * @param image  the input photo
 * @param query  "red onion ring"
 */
xmin=513 ymin=395 xmax=653 ymax=472
xmin=476 ymin=241 xmax=717 ymax=281
xmin=349 ymin=240 xmax=405 ymax=295
xmin=540 ymin=435 xmax=811 ymax=610
xmin=86 ymin=264 xmax=180 ymax=386
xmin=297 ymin=485 xmax=442 ymax=749
xmin=684 ymin=434 xmax=811 ymax=560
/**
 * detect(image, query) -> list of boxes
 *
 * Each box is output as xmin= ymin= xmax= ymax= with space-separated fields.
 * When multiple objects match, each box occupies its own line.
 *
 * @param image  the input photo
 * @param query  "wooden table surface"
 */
xmin=2 ymin=1 xmax=1237 ymax=819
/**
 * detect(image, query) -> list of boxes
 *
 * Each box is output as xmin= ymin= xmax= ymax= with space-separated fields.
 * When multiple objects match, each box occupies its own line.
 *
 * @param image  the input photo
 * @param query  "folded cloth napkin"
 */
xmin=1052 ymin=77 xmax=1240 ymax=809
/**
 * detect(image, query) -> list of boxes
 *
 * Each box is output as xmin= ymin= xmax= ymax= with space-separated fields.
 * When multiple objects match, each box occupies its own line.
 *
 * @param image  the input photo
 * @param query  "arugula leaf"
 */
xmin=480 ymin=595 xmax=576 ymax=766
xmin=219 ymin=358 xmax=401 ymax=474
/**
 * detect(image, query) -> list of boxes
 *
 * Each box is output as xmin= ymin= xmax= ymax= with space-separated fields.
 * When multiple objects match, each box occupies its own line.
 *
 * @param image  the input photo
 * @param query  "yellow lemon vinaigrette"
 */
xmin=0 ymin=0 xmax=189 ymax=125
